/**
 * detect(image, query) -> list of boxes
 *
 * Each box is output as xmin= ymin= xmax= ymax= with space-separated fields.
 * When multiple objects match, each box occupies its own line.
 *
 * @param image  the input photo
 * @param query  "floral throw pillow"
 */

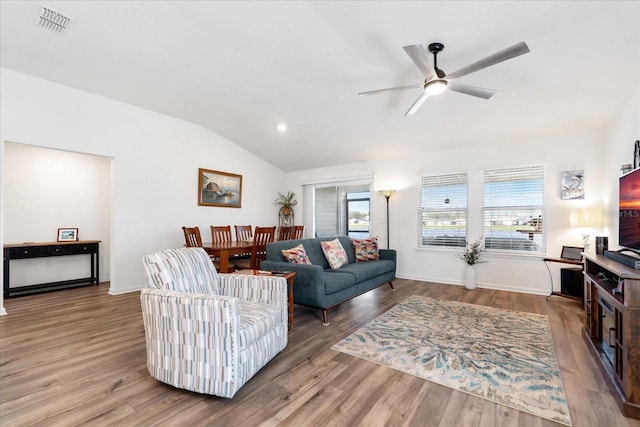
xmin=320 ymin=238 xmax=349 ymax=269
xmin=281 ymin=243 xmax=311 ymax=264
xmin=352 ymin=237 xmax=380 ymax=262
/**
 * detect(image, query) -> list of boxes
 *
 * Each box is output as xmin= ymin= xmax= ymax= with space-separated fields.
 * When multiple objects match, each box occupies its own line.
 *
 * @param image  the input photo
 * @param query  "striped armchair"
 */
xmin=140 ymin=247 xmax=288 ymax=398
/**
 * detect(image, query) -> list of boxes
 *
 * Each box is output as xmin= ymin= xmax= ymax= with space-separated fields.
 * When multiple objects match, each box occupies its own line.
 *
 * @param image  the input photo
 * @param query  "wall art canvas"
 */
xmin=561 ymin=170 xmax=584 ymax=200
xmin=198 ymin=168 xmax=242 ymax=208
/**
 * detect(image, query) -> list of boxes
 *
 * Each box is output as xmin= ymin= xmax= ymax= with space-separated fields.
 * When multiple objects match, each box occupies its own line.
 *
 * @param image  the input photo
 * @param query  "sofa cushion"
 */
xmin=323 ymin=270 xmax=357 ymax=294
xmin=238 ymin=300 xmax=282 ymax=349
xmin=320 ymin=238 xmax=349 ymax=269
xmin=338 ymin=259 xmax=396 ymax=283
xmin=281 ymin=243 xmax=311 ymax=264
xmin=352 ymin=237 xmax=380 ymax=262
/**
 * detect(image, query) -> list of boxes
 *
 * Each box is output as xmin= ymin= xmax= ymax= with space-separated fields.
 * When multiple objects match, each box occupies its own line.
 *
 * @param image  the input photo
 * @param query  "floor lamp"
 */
xmin=379 ymin=190 xmax=396 ymax=248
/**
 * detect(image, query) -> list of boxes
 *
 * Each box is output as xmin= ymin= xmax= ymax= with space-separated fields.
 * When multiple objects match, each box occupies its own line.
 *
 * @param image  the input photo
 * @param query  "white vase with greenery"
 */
xmin=457 ymin=238 xmax=486 ymax=290
xmin=465 ymin=265 xmax=477 ymax=290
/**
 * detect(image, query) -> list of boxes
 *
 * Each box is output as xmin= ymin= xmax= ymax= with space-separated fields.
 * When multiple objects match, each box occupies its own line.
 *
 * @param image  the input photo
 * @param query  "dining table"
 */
xmin=202 ymin=240 xmax=253 ymax=273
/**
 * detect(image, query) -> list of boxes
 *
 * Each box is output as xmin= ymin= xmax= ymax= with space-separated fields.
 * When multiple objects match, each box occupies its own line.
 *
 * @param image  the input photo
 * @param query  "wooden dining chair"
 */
xmin=182 ymin=226 xmax=204 ymax=247
xmin=278 ymin=226 xmax=296 ymax=241
xmin=210 ymin=225 xmax=233 ymax=243
xmin=293 ymin=225 xmax=305 ymax=239
xmin=233 ymin=225 xmax=253 ymax=260
xmin=234 ymin=226 xmax=276 ymax=270
xmin=182 ymin=226 xmax=233 ymax=272
xmin=234 ymin=225 xmax=253 ymax=241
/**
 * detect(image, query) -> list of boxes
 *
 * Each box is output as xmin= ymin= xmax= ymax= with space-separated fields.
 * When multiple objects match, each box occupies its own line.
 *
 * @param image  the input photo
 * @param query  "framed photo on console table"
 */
xmin=57 ymin=228 xmax=78 ymax=242
xmin=198 ymin=168 xmax=242 ymax=208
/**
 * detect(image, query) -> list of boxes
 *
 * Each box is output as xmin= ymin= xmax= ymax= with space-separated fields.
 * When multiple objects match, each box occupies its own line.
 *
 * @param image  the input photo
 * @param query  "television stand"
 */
xmin=583 ymin=253 xmax=640 ymax=419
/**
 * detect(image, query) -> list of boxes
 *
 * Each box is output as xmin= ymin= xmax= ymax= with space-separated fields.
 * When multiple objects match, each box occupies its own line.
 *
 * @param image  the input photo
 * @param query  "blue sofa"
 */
xmin=261 ymin=236 xmax=396 ymax=325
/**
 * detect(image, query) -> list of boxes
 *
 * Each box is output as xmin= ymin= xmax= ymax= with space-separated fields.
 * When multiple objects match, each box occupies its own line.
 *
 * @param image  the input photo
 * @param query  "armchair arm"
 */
xmin=217 ymin=273 xmax=288 ymax=307
xmin=379 ymin=249 xmax=397 ymax=263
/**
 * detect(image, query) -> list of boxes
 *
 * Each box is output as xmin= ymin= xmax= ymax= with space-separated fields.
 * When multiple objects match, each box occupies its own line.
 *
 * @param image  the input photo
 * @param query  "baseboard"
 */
xmin=394 ymin=273 xmax=549 ymax=296
xmin=108 ymin=284 xmax=143 ymax=295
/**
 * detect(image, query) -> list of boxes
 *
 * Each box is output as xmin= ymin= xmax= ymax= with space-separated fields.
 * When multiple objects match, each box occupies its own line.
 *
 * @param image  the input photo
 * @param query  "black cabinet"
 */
xmin=561 ymin=267 xmax=584 ymax=300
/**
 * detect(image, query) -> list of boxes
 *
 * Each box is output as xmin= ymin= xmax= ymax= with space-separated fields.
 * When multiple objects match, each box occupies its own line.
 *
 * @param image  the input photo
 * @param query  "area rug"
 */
xmin=331 ymin=295 xmax=572 ymax=426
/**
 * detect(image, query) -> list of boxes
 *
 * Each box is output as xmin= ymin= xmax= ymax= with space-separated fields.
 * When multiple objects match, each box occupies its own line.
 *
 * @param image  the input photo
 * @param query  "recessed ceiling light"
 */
xmin=277 ymin=123 xmax=287 ymax=132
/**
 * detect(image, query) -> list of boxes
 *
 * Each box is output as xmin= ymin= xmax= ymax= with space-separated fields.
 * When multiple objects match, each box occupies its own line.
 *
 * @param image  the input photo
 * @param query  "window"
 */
xmin=483 ymin=165 xmax=544 ymax=253
xmin=419 ymin=172 xmax=468 ymax=248
xmin=346 ymin=192 xmax=370 ymax=238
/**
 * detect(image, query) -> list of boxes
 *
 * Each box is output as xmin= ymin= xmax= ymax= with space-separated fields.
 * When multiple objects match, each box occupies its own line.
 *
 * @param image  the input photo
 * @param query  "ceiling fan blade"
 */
xmin=446 ymin=41 xmax=530 ymax=80
xmin=448 ymin=83 xmax=496 ymax=99
xmin=358 ymin=83 xmax=423 ymax=96
xmin=402 ymin=44 xmax=436 ymax=80
xmin=405 ymin=92 xmax=429 ymax=116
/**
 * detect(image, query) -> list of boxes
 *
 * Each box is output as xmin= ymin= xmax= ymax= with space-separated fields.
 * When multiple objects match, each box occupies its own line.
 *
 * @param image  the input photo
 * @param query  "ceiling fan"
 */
xmin=359 ymin=41 xmax=530 ymax=116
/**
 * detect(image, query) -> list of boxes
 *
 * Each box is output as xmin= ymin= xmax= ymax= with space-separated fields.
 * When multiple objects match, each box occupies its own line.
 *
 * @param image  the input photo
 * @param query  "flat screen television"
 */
xmin=619 ymin=167 xmax=640 ymax=253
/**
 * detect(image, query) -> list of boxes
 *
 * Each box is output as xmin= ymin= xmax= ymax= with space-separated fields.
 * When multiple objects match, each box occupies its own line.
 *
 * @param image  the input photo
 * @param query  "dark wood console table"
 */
xmin=3 ymin=240 xmax=101 ymax=298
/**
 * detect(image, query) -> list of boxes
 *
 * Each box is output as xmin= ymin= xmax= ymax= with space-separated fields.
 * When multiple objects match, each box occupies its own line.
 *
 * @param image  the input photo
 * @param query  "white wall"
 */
xmin=1 ymin=68 xmax=636 ymax=315
xmin=603 ymin=84 xmax=640 ymax=249
xmin=1 ymin=68 xmax=286 ymax=314
xmin=3 ymin=143 xmax=111 ymax=287
xmin=287 ymin=128 xmax=606 ymax=295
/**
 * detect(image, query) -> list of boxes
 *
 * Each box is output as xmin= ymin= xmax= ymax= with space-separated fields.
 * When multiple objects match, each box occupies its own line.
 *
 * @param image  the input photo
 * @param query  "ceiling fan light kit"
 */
xmin=424 ymin=79 xmax=447 ymax=95
xmin=359 ymin=41 xmax=530 ymax=116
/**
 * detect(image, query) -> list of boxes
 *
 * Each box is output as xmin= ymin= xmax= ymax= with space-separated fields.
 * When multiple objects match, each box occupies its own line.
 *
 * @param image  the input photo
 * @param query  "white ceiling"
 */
xmin=1 ymin=1 xmax=639 ymax=172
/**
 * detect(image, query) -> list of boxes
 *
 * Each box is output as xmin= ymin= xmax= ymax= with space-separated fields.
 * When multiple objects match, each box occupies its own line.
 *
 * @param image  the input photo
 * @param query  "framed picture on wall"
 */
xmin=198 ymin=168 xmax=242 ymax=208
xmin=560 ymin=170 xmax=584 ymax=200
xmin=57 ymin=228 xmax=79 ymax=242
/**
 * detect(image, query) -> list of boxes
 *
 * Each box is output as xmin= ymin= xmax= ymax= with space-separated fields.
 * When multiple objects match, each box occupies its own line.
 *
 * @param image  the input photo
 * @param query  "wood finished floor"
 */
xmin=1 ymin=279 xmax=639 ymax=427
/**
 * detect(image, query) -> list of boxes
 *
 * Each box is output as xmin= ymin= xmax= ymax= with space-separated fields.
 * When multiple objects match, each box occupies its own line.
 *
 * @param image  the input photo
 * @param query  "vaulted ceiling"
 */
xmin=1 ymin=1 xmax=638 ymax=172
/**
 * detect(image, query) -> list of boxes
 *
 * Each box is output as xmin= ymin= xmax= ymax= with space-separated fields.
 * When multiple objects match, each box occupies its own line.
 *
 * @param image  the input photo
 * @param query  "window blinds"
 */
xmin=419 ymin=172 xmax=468 ymax=247
xmin=483 ymin=165 xmax=544 ymax=253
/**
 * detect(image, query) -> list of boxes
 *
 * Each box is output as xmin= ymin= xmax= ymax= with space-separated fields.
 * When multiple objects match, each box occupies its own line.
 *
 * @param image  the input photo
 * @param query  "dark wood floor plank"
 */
xmin=2 ymin=279 xmax=639 ymax=426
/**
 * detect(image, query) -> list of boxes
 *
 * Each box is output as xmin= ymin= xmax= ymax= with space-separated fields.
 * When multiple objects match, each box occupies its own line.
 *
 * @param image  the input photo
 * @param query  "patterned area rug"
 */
xmin=331 ymin=296 xmax=572 ymax=426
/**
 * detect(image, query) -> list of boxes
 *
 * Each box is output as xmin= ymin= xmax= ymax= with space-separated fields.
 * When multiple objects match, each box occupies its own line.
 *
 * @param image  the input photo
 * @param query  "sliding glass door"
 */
xmin=346 ymin=192 xmax=370 ymax=238
xmin=306 ymin=181 xmax=372 ymax=238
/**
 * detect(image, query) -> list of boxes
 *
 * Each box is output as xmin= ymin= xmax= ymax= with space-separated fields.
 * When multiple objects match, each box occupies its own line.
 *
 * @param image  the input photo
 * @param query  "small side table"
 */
xmin=544 ymin=257 xmax=583 ymax=301
xmin=234 ymin=269 xmax=296 ymax=330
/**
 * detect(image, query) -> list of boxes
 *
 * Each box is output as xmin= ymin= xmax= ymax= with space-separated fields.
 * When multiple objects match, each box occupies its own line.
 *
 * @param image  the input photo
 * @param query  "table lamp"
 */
xmin=569 ymin=208 xmax=602 ymax=252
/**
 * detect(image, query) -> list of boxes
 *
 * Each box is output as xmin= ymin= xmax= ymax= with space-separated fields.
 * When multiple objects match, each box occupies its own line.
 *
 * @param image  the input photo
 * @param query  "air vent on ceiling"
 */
xmin=38 ymin=5 xmax=71 ymax=33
